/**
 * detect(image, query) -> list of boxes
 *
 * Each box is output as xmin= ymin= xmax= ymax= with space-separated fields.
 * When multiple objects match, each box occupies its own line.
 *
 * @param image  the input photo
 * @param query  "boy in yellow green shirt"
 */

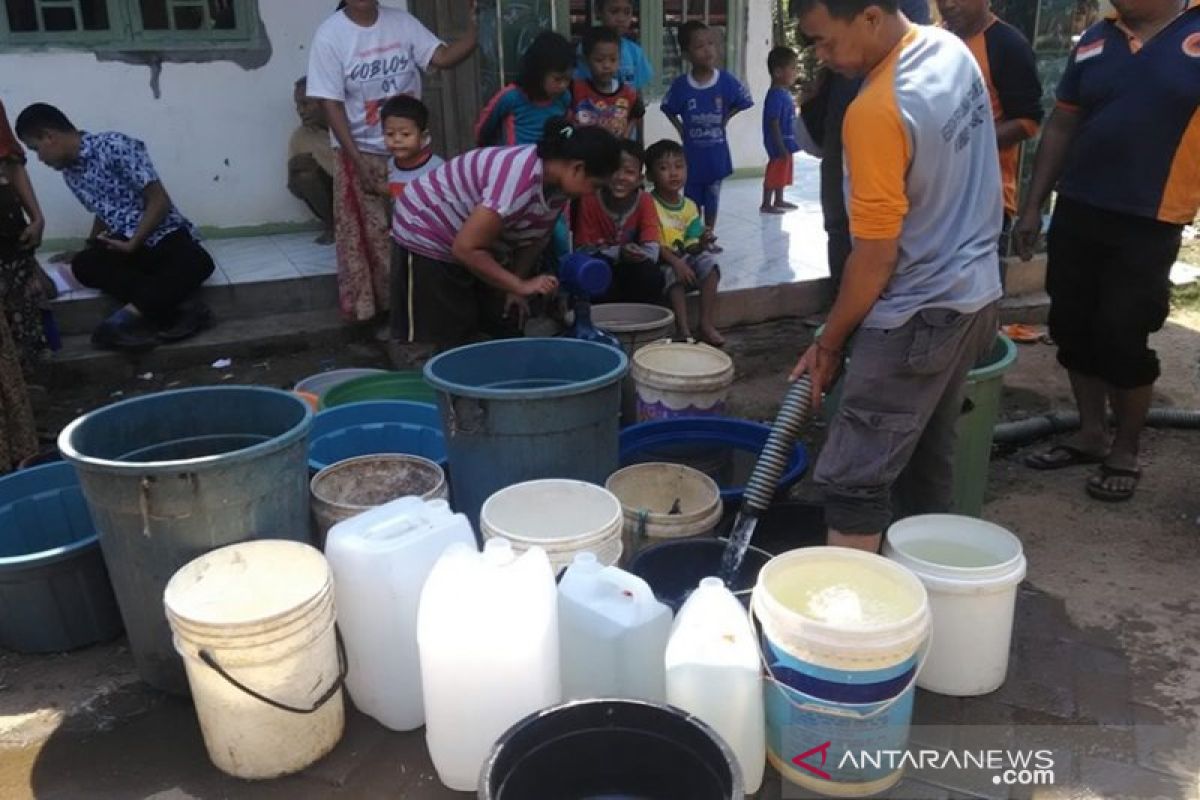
xmin=645 ymin=140 xmax=723 ymax=346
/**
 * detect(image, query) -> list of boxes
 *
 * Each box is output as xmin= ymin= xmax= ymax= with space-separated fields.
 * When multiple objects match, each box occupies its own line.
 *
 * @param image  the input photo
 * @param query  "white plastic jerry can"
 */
xmin=558 ymin=552 xmax=673 ymax=702
xmin=324 ymin=496 xmax=475 ymax=732
xmin=665 ymin=577 xmax=767 ymax=794
xmin=417 ymin=538 xmax=561 ymax=792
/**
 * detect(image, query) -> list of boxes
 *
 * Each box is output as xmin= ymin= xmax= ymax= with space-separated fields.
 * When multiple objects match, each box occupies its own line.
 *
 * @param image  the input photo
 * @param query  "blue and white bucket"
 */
xmin=751 ymin=547 xmax=930 ymax=797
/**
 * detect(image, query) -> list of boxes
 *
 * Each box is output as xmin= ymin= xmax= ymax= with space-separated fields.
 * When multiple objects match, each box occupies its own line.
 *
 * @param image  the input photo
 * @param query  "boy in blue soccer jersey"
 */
xmin=661 ymin=21 xmax=754 ymax=247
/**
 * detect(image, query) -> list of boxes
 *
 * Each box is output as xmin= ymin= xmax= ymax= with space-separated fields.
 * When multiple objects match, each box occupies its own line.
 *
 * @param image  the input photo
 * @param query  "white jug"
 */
xmin=666 ymin=577 xmax=766 ymax=793
xmin=417 ymin=538 xmax=560 ymax=791
xmin=324 ymin=496 xmax=474 ymax=732
xmin=558 ymin=552 xmax=672 ymax=702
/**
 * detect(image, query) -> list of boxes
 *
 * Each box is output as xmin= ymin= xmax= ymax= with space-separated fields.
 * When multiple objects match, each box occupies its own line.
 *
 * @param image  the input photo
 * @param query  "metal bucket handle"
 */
xmin=198 ymin=627 xmax=348 ymax=715
xmin=748 ymin=602 xmax=932 ymax=721
xmin=634 ymin=508 xmax=649 ymax=547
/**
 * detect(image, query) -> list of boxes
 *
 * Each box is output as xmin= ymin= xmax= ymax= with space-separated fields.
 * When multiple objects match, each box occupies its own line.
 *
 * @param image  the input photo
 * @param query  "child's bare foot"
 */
xmin=760 ymin=205 xmax=785 ymax=215
xmin=774 ymin=200 xmax=799 ymax=210
xmin=699 ymin=325 xmax=725 ymax=348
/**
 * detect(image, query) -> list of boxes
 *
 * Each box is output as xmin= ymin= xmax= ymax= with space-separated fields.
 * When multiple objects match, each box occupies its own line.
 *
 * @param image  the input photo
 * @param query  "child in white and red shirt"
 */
xmin=391 ymin=118 xmax=622 ymax=350
xmin=384 ymin=95 xmax=443 ymax=345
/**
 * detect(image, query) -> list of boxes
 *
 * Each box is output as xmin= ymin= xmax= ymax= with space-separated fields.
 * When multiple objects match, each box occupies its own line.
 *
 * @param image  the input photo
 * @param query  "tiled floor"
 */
xmin=38 ymin=231 xmax=339 ymax=303
xmin=711 ymin=155 xmax=831 ymax=291
xmin=39 ymin=156 xmax=827 ymax=302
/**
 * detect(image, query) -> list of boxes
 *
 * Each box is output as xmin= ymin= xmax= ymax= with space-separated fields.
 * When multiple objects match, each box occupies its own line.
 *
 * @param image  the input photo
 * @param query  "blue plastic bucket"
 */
xmin=751 ymin=547 xmax=930 ymax=795
xmin=308 ymin=400 xmax=446 ymax=473
xmin=424 ymin=338 xmax=628 ymax=528
xmin=619 ymin=417 xmax=808 ymax=505
xmin=58 ymin=386 xmax=313 ymax=694
xmin=0 ymin=462 xmax=123 ymax=653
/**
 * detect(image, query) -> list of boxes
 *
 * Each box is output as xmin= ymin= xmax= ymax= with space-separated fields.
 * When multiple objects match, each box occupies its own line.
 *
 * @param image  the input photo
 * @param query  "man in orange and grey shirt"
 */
xmin=939 ymin=0 xmax=1043 ymax=247
xmin=790 ymin=0 xmax=1003 ymax=552
xmin=1015 ymin=0 xmax=1199 ymax=503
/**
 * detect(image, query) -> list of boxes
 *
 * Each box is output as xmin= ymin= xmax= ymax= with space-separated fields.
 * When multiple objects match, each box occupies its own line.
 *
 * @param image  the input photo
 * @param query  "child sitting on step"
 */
xmin=572 ymin=139 xmax=661 ymax=303
xmin=645 ymin=139 xmax=723 ymax=347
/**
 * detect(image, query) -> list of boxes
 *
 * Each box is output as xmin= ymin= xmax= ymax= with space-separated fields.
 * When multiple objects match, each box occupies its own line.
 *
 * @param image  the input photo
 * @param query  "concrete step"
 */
xmin=1003 ymin=254 xmax=1046 ymax=298
xmin=51 ymin=274 xmax=338 ymax=336
xmin=1000 ymin=291 xmax=1051 ymax=325
xmin=40 ymin=277 xmax=829 ymax=386
xmin=41 ymin=306 xmax=364 ymax=387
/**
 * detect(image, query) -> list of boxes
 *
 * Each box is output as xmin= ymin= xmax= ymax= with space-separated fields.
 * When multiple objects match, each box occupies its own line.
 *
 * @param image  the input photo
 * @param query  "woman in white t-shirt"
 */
xmin=306 ymin=0 xmax=477 ymax=324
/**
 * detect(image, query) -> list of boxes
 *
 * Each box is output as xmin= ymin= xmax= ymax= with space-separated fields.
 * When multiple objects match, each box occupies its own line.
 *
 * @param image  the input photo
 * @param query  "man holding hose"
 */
xmin=789 ymin=0 xmax=1003 ymax=552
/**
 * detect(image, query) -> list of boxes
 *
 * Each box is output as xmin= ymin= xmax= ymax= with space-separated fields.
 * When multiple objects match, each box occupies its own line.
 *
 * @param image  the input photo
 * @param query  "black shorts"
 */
xmin=389 ymin=245 xmax=513 ymax=350
xmin=1046 ymin=197 xmax=1182 ymax=389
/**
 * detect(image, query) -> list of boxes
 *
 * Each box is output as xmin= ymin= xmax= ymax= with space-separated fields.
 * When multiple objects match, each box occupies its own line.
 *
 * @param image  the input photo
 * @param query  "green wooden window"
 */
xmin=566 ymin=0 xmax=746 ymax=96
xmin=1 ymin=0 xmax=258 ymax=50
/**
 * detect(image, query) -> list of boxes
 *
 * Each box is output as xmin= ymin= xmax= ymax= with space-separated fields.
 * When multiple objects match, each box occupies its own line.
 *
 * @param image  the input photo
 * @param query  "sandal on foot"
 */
xmin=1024 ymin=444 xmax=1106 ymax=471
xmin=1086 ymin=464 xmax=1141 ymax=502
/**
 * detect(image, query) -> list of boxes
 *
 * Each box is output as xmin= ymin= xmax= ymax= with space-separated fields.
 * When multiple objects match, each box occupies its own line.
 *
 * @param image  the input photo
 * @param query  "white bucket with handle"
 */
xmin=164 ymin=540 xmax=345 ymax=780
xmin=751 ymin=547 xmax=930 ymax=797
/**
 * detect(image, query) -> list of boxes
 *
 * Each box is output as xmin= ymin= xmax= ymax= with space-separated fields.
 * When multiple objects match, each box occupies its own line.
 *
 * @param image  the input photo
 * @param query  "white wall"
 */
xmin=0 ymin=0 xmax=331 ymax=241
xmin=1 ymin=0 xmax=769 ymax=242
xmin=642 ymin=1 xmax=772 ymax=175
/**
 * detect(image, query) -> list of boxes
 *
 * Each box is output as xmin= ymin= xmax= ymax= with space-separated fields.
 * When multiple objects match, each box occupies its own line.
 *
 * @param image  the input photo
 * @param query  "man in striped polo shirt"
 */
xmin=1015 ymin=0 xmax=1199 ymax=501
xmin=790 ymin=0 xmax=1003 ymax=552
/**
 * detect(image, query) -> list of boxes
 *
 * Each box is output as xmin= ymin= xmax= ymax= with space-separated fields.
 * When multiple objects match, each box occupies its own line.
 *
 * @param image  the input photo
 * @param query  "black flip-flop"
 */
xmin=1086 ymin=464 xmax=1142 ymax=503
xmin=1024 ymin=444 xmax=1106 ymax=471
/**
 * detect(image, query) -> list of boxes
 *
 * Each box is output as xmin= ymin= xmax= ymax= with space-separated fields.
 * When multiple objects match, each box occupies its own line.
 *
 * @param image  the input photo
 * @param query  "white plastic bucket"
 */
xmin=604 ymin=463 xmax=723 ymax=560
xmin=591 ymin=303 xmax=677 ymax=351
xmin=630 ymin=342 xmax=734 ymax=422
xmin=480 ymin=480 xmax=623 ymax=574
xmin=751 ymin=547 xmax=930 ymax=797
xmin=164 ymin=540 xmax=345 ymax=780
xmin=883 ymin=514 xmax=1026 ymax=696
xmin=591 ymin=304 xmax=677 ymax=425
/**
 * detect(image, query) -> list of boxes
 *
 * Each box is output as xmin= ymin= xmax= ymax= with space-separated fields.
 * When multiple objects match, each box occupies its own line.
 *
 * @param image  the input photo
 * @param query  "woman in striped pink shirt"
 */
xmin=392 ymin=118 xmax=621 ymax=350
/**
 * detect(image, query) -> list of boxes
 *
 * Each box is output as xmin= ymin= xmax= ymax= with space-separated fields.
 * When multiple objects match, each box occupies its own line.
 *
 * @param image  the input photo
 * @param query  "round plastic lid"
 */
xmin=164 ymin=540 xmax=329 ymax=628
xmin=633 ymin=342 xmax=733 ymax=379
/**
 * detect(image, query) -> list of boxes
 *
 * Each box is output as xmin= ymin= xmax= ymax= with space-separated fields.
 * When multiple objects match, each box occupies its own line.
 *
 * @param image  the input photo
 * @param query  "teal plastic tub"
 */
xmin=424 ymin=339 xmax=628 ymax=528
xmin=58 ymin=386 xmax=313 ymax=693
xmin=0 ymin=462 xmax=123 ymax=653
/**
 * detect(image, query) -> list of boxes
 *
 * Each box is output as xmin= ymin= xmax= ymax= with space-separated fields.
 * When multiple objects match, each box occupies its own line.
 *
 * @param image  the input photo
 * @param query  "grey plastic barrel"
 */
xmin=424 ymin=338 xmax=628 ymax=530
xmin=58 ymin=386 xmax=313 ymax=694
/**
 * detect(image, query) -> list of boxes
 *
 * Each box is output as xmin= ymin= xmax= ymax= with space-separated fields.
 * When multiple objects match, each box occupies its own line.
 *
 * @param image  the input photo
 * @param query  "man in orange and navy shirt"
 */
xmin=938 ymin=0 xmax=1043 ymax=238
xmin=1015 ymin=0 xmax=1199 ymax=502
